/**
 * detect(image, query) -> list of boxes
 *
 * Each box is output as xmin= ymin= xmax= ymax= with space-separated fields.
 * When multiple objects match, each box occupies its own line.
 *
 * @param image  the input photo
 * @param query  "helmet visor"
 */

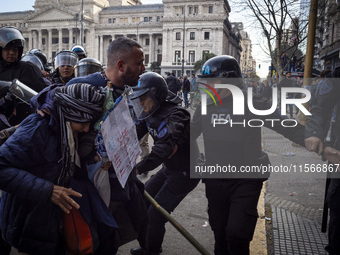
xmin=75 ymin=63 xmax=102 ymax=77
xmin=10 ymin=79 xmax=38 ymax=105
xmin=130 ymin=89 xmax=160 ymax=120
xmin=21 ymin=54 xmax=44 ymax=70
xmin=54 ymin=52 xmax=78 ymax=69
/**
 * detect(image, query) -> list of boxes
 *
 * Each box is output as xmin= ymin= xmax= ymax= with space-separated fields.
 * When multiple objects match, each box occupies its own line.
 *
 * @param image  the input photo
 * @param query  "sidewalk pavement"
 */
xmin=118 ymin=177 xmax=268 ymax=255
xmin=263 ymin=124 xmax=329 ymax=255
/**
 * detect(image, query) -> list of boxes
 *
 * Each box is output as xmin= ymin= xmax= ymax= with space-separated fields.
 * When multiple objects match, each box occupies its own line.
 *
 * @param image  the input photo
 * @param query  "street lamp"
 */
xmin=137 ymin=20 xmax=152 ymax=43
xmin=181 ymin=7 xmax=186 ymax=77
xmin=74 ymin=13 xmax=79 ymax=45
xmin=136 ymin=20 xmax=145 ymax=43
xmin=80 ymin=0 xmax=84 ymax=46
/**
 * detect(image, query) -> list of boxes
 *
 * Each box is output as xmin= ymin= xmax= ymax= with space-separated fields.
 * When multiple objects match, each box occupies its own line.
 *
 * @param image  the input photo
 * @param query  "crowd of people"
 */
xmin=0 ymin=25 xmax=339 ymax=255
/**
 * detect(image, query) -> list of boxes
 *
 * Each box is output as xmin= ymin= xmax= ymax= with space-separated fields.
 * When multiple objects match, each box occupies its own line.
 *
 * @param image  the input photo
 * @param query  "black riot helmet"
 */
xmin=130 ymin=72 xmax=168 ymax=120
xmin=29 ymin=49 xmax=51 ymax=72
xmin=198 ymin=55 xmax=243 ymax=88
xmin=75 ymin=57 xmax=103 ymax=77
xmin=70 ymin=45 xmax=87 ymax=59
xmin=0 ymin=26 xmax=25 ymax=61
xmin=21 ymin=53 xmax=44 ymax=71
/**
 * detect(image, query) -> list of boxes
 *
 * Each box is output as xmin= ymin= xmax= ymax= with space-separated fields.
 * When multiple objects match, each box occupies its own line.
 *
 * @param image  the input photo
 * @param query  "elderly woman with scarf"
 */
xmin=0 ymin=83 xmax=118 ymax=255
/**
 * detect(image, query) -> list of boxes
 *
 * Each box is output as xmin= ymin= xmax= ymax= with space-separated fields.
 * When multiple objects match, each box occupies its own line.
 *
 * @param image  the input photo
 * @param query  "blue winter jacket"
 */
xmin=0 ymin=113 xmax=62 ymax=254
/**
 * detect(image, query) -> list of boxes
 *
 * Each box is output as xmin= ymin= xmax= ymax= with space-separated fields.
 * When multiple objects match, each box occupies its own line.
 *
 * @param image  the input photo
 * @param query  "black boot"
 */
xmin=130 ymin=247 xmax=145 ymax=255
xmin=130 ymin=246 xmax=163 ymax=255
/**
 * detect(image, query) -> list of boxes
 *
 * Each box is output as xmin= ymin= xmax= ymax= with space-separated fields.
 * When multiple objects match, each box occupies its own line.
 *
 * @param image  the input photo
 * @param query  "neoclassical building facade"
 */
xmin=0 ymin=0 xmax=243 ymax=76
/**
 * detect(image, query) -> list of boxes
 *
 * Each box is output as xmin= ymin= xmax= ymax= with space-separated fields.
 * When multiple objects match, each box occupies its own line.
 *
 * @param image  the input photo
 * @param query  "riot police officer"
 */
xmin=191 ymin=55 xmax=305 ymax=255
xmin=0 ymin=26 xmax=46 ymax=125
xmin=74 ymin=57 xmax=103 ymax=77
xmin=71 ymin=45 xmax=87 ymax=60
xmin=29 ymin=48 xmax=52 ymax=77
xmin=50 ymin=50 xmax=78 ymax=84
xmin=130 ymin=72 xmax=200 ymax=255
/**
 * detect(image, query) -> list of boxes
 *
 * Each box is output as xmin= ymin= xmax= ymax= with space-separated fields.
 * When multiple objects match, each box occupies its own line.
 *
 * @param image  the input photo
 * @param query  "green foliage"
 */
xmin=150 ymin=61 xmax=161 ymax=72
xmin=193 ymin=53 xmax=216 ymax=73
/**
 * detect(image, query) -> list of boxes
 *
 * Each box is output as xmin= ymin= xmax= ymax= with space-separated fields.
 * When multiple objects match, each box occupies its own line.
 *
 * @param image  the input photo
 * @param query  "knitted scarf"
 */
xmin=53 ymin=83 xmax=105 ymax=185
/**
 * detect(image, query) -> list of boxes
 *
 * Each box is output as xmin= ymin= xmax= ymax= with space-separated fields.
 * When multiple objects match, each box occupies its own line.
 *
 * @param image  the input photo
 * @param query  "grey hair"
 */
xmin=107 ymin=37 xmax=142 ymax=67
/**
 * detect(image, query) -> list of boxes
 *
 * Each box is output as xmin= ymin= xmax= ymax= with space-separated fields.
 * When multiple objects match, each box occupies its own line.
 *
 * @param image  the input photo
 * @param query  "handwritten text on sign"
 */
xmin=101 ymin=96 xmax=141 ymax=188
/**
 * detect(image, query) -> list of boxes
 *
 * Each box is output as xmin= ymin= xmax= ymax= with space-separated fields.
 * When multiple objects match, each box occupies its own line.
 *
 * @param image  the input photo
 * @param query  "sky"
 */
xmin=1 ymin=0 xmax=269 ymax=77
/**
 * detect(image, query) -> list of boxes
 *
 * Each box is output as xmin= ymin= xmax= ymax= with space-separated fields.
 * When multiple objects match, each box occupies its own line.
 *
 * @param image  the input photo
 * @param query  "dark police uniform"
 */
xmin=135 ymin=101 xmax=200 ymax=254
xmin=305 ymin=74 xmax=340 ymax=255
xmin=191 ymin=91 xmax=305 ymax=255
xmin=0 ymin=60 xmax=47 ymax=125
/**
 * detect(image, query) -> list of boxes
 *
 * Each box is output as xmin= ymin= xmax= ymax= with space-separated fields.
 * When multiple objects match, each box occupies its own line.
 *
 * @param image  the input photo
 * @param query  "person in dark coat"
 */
xmin=0 ymin=83 xmax=118 ymax=255
xmin=261 ymin=80 xmax=272 ymax=101
xmin=182 ymin=74 xmax=191 ymax=108
xmin=278 ymin=71 xmax=294 ymax=118
xmin=165 ymin=72 xmax=181 ymax=94
xmin=0 ymin=26 xmax=47 ymax=126
xmin=191 ymin=55 xmax=305 ymax=255
xmin=305 ymin=67 xmax=340 ymax=255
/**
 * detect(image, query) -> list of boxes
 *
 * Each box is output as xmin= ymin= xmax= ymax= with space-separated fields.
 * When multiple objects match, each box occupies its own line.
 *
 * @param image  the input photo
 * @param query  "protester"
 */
xmin=129 ymin=72 xmax=200 ymax=255
xmin=305 ymin=66 xmax=340 ymax=255
xmin=51 ymin=50 xmax=78 ymax=85
xmin=0 ymin=83 xmax=119 ymax=255
xmin=261 ymin=80 xmax=272 ymax=101
xmin=165 ymin=72 xmax=181 ymax=95
xmin=190 ymin=73 xmax=197 ymax=91
xmin=191 ymin=55 xmax=305 ymax=255
xmin=278 ymin=71 xmax=294 ymax=118
xmin=310 ymin=69 xmax=332 ymax=109
xmin=67 ymin=36 xmax=148 ymax=247
xmin=182 ymin=74 xmax=190 ymax=108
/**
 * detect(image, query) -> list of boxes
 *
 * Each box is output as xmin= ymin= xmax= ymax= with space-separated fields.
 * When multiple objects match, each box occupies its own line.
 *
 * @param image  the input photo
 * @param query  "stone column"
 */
xmin=29 ymin=30 xmax=33 ymax=50
xmin=58 ymin=29 xmax=63 ymax=52
xmin=198 ymin=28 xmax=202 ymax=59
xmin=69 ymin=28 xmax=73 ymax=49
xmin=149 ymin=34 xmax=154 ymax=63
xmin=48 ymin=29 xmax=52 ymax=61
xmin=99 ymin=35 xmax=104 ymax=63
xmin=38 ymin=29 xmax=42 ymax=50
xmin=95 ymin=35 xmax=99 ymax=60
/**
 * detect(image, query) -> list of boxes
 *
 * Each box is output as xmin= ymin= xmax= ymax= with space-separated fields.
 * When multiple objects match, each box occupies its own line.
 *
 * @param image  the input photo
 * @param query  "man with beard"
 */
xmin=67 ymin=37 xmax=148 ymax=248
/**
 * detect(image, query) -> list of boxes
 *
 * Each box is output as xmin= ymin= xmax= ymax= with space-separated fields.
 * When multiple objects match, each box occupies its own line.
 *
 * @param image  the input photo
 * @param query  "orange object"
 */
xmin=63 ymin=208 xmax=93 ymax=255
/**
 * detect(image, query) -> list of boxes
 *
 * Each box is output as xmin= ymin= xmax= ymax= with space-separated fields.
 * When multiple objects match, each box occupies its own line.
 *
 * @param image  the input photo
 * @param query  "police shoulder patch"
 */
xmin=319 ymin=81 xmax=333 ymax=95
xmin=158 ymin=127 xmax=168 ymax=138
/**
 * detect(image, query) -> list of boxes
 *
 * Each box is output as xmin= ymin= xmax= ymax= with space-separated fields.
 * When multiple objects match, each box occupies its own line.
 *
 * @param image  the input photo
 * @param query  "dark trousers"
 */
xmin=183 ymin=91 xmax=189 ymax=107
xmin=143 ymin=166 xmax=200 ymax=253
xmin=0 ymin=229 xmax=11 ymax=255
xmin=326 ymin=178 xmax=340 ymax=255
xmin=205 ymin=179 xmax=263 ymax=255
